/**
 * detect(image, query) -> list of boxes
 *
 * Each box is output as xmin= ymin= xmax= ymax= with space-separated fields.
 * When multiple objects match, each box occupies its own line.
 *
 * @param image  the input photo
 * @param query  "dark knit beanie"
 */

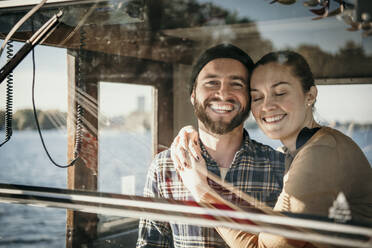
xmin=189 ymin=43 xmax=254 ymax=95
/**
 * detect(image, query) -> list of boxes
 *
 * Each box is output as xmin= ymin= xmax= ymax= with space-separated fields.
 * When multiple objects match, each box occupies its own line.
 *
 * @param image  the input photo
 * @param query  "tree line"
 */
xmin=0 ymin=109 xmax=66 ymax=130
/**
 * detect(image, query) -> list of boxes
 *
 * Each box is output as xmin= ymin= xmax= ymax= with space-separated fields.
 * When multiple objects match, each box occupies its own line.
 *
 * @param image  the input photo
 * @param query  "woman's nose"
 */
xmin=262 ymin=96 xmax=276 ymax=111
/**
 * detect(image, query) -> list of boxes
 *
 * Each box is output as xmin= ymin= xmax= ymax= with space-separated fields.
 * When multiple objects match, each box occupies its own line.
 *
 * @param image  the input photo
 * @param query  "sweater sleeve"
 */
xmin=216 ymin=227 xmax=314 ymax=248
xmin=278 ymin=144 xmax=339 ymax=216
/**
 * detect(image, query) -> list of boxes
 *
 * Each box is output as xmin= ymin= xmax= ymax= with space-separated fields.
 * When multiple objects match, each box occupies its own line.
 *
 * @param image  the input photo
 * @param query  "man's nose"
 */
xmin=216 ymin=83 xmax=231 ymax=100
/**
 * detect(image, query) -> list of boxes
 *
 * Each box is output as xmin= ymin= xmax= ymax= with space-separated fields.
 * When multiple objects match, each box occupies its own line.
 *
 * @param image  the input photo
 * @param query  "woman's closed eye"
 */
xmin=275 ymin=91 xmax=286 ymax=97
xmin=252 ymin=95 xmax=263 ymax=102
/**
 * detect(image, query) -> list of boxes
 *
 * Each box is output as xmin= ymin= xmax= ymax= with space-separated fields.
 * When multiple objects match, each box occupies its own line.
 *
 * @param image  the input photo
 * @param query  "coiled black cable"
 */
xmin=0 ymin=40 xmax=14 ymax=147
xmin=73 ymin=27 xmax=86 ymax=158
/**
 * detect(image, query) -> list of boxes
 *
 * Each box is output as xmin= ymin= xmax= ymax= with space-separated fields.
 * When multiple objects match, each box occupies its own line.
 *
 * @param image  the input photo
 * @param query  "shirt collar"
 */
xmin=199 ymin=129 xmax=252 ymax=166
xmin=281 ymin=126 xmax=321 ymax=158
xmin=296 ymin=127 xmax=320 ymax=149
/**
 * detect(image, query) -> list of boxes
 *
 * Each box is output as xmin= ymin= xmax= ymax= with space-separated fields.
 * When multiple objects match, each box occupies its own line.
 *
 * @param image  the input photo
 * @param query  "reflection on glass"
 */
xmin=98 ymin=82 xmax=152 ymax=240
xmin=0 ymin=45 xmax=68 ymax=246
xmin=0 ymin=0 xmax=371 ymax=247
xmin=99 ymin=82 xmax=152 ymax=195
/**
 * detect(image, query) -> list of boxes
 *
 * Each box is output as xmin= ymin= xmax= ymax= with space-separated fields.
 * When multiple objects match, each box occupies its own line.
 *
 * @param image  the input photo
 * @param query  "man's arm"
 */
xmin=136 ymin=156 xmax=174 ymax=248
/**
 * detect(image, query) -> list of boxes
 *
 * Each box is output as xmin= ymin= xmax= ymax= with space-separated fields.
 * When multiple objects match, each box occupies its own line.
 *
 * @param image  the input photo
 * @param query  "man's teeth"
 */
xmin=210 ymin=104 xmax=233 ymax=112
xmin=264 ymin=115 xmax=285 ymax=123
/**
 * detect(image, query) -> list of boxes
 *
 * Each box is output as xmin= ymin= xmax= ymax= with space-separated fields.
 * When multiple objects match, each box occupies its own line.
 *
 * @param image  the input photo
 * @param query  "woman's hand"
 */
xmin=170 ymin=125 xmax=202 ymax=170
xmin=170 ymin=126 xmax=209 ymax=201
xmin=177 ymin=151 xmax=210 ymax=201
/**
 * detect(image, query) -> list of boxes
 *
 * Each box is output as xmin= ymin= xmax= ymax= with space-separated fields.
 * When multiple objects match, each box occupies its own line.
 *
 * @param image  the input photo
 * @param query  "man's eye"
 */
xmin=205 ymin=81 xmax=218 ymax=86
xmin=231 ymin=82 xmax=244 ymax=88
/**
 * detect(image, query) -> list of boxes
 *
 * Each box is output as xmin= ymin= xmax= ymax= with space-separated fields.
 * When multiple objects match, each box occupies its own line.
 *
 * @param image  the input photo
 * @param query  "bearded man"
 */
xmin=136 ymin=44 xmax=285 ymax=248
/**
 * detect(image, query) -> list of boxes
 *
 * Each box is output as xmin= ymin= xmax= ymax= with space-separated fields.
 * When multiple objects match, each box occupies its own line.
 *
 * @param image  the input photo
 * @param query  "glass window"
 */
xmin=1 ymin=0 xmax=371 ymax=247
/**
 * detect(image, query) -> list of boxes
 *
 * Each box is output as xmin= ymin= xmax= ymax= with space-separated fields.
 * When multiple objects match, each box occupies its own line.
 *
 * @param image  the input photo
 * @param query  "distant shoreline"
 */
xmin=1 ymin=109 xmax=372 ymax=131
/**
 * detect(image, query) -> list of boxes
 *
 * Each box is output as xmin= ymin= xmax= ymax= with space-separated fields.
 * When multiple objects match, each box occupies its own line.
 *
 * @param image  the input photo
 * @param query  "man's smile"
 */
xmin=208 ymin=102 xmax=238 ymax=114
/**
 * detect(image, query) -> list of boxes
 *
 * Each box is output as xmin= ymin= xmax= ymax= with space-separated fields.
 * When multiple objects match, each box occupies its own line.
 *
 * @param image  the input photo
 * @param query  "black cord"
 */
xmin=31 ymin=47 xmax=78 ymax=168
xmin=0 ymin=41 xmax=14 ymax=147
xmin=74 ymin=27 xmax=86 ymax=158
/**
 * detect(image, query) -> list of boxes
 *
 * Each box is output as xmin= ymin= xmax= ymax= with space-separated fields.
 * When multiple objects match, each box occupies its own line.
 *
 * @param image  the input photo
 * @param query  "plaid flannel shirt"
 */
xmin=136 ymin=130 xmax=285 ymax=248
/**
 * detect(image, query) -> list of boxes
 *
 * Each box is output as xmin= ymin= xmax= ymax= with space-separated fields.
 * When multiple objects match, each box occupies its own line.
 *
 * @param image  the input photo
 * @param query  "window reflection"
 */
xmin=0 ymin=0 xmax=371 ymax=247
xmin=99 ymin=82 xmax=152 ymax=195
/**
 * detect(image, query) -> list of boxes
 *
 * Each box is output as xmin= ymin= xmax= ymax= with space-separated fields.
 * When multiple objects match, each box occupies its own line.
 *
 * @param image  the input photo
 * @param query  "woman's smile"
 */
xmin=262 ymin=114 xmax=287 ymax=124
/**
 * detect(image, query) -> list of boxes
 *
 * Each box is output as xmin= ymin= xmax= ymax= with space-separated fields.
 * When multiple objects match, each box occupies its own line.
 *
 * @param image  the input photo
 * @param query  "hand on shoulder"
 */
xmin=171 ymin=125 xmax=202 ymax=170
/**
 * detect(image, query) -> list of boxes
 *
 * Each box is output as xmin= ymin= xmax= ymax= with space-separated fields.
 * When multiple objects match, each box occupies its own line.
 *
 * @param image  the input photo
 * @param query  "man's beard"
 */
xmin=193 ymin=97 xmax=250 ymax=135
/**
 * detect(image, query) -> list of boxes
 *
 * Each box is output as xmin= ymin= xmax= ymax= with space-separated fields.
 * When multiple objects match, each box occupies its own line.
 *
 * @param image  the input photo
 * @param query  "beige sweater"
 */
xmin=217 ymin=127 xmax=372 ymax=248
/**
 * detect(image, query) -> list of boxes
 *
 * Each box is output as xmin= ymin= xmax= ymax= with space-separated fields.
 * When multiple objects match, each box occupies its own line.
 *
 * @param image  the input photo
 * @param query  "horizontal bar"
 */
xmin=0 ymin=183 xmax=371 ymax=247
xmin=0 ymin=0 xmax=104 ymax=9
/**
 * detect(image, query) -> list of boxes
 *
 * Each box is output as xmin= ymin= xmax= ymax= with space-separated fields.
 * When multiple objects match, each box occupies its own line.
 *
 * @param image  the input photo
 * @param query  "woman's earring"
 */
xmin=307 ymin=103 xmax=312 ymax=107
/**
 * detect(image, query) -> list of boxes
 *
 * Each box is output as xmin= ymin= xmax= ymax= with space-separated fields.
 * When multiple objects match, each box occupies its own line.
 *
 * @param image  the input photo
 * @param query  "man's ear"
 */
xmin=190 ymin=90 xmax=195 ymax=106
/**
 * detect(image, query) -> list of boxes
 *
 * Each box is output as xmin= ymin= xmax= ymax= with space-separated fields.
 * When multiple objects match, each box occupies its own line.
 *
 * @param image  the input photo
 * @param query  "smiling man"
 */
xmin=136 ymin=44 xmax=285 ymax=248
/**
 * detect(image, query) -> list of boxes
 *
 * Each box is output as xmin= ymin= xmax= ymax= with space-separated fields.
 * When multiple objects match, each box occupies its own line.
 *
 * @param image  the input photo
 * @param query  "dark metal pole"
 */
xmin=0 ymin=10 xmax=63 ymax=84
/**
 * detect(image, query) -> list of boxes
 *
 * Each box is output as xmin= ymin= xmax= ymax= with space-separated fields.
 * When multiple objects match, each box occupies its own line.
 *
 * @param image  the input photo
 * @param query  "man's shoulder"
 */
xmin=247 ymin=137 xmax=284 ymax=158
xmin=241 ymin=137 xmax=285 ymax=172
xmin=153 ymin=148 xmax=172 ymax=161
xmin=150 ymin=149 xmax=175 ymax=171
